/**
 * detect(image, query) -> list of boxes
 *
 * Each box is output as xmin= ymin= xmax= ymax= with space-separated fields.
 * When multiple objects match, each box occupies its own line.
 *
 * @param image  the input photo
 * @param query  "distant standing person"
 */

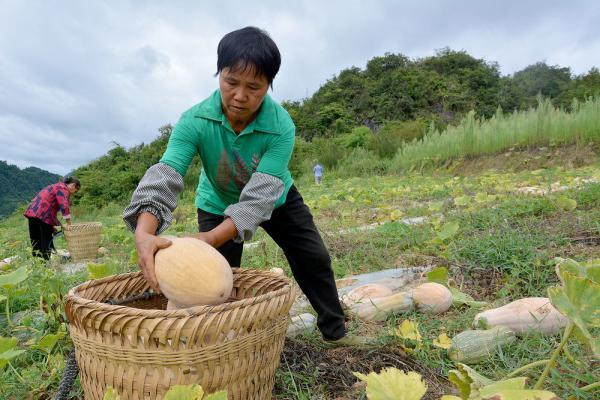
xmin=313 ymin=163 xmax=324 ymax=185
xmin=23 ymin=177 xmax=80 ymax=260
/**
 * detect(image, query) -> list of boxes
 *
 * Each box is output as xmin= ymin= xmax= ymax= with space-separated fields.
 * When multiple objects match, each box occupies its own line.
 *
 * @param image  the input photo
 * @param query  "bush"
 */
xmin=340 ymin=126 xmax=372 ymax=149
xmin=335 ymin=148 xmax=389 ymax=177
xmin=368 ymin=120 xmax=427 ymax=158
xmin=312 ymin=137 xmax=347 ymax=169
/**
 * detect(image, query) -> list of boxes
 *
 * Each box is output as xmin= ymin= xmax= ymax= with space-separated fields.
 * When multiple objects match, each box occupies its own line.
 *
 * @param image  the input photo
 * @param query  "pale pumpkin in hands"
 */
xmin=155 ymin=237 xmax=233 ymax=308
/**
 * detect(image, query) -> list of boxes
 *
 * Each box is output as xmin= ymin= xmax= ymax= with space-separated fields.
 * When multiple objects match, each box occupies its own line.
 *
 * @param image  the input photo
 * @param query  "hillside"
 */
xmin=0 ymin=161 xmax=61 ymax=218
xmin=40 ymin=49 xmax=600 ymax=211
xmin=283 ymin=50 xmax=600 ymax=139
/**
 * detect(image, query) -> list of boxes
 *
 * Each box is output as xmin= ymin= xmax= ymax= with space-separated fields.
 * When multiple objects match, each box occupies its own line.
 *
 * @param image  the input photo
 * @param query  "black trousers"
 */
xmin=198 ymin=185 xmax=346 ymax=340
xmin=27 ymin=217 xmax=54 ymax=260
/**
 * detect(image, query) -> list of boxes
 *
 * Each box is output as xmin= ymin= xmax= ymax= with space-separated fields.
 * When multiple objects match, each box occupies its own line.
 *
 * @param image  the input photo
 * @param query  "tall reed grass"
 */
xmin=390 ymin=97 xmax=600 ymax=171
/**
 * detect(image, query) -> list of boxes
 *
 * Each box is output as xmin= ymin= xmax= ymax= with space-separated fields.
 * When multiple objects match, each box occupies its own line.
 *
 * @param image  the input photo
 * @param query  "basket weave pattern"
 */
xmin=63 ymin=222 xmax=102 ymax=261
xmin=65 ymin=269 xmax=298 ymax=400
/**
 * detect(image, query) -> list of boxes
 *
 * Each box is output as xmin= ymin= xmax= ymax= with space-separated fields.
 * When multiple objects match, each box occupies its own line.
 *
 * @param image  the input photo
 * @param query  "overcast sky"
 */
xmin=1 ymin=0 xmax=599 ymax=174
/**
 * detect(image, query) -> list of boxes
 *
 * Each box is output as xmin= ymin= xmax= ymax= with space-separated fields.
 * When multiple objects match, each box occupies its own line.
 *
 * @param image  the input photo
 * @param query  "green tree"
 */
xmin=512 ymin=62 xmax=572 ymax=108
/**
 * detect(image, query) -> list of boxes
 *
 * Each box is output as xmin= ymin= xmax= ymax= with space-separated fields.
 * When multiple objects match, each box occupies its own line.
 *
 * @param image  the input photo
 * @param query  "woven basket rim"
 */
xmin=63 ymin=221 xmax=102 ymax=230
xmin=66 ymin=269 xmax=297 ymax=318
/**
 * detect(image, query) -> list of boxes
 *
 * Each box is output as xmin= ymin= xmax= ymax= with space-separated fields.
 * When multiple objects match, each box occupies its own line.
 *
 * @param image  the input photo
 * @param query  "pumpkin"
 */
xmin=410 ymin=282 xmax=453 ymax=314
xmin=473 ymin=297 xmax=569 ymax=335
xmin=350 ymin=291 xmax=413 ymax=321
xmin=155 ymin=237 xmax=233 ymax=307
xmin=449 ymin=326 xmax=517 ymax=363
xmin=341 ymin=283 xmax=394 ymax=307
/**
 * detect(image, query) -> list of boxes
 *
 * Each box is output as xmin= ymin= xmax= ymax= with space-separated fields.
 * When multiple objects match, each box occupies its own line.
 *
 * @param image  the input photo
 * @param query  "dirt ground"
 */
xmin=448 ymin=143 xmax=598 ymax=175
xmin=275 ymin=338 xmax=451 ymax=399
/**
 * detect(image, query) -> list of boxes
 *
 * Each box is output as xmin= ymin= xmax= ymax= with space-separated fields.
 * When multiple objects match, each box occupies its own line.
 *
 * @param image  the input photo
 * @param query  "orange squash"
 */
xmin=155 ymin=237 xmax=233 ymax=307
xmin=473 ymin=297 xmax=569 ymax=335
xmin=410 ymin=282 xmax=453 ymax=314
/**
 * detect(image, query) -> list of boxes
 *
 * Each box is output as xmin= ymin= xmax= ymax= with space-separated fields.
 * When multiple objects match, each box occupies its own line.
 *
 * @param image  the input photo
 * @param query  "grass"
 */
xmin=1 ymin=155 xmax=599 ymax=399
xmin=392 ymin=97 xmax=600 ymax=172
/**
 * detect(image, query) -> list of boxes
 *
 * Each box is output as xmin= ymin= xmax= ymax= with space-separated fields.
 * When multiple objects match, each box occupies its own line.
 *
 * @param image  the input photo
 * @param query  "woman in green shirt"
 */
xmin=124 ymin=26 xmax=367 ymax=346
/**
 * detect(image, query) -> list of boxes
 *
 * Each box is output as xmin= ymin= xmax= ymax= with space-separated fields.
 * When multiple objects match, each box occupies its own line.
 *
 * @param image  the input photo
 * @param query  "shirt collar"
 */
xmin=194 ymin=90 xmax=280 ymax=135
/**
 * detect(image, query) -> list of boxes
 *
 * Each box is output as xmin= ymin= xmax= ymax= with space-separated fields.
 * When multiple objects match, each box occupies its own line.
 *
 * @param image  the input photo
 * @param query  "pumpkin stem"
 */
xmin=505 ymin=359 xmax=550 ymax=378
xmin=580 ymin=381 xmax=600 ymax=392
xmin=534 ymin=322 xmax=574 ymax=389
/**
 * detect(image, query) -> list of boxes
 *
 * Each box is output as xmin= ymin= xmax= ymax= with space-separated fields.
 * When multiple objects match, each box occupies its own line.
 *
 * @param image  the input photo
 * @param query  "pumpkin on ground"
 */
xmin=155 ymin=237 xmax=233 ymax=307
xmin=341 ymin=283 xmax=394 ymax=307
xmin=350 ymin=291 xmax=413 ymax=321
xmin=473 ymin=297 xmax=569 ymax=335
xmin=410 ymin=282 xmax=453 ymax=314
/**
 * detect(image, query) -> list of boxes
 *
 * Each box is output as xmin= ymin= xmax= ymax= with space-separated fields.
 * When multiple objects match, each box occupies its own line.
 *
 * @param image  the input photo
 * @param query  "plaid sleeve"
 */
xmin=123 ymin=163 xmax=184 ymax=234
xmin=223 ymin=172 xmax=284 ymax=243
xmin=55 ymin=186 xmax=71 ymax=219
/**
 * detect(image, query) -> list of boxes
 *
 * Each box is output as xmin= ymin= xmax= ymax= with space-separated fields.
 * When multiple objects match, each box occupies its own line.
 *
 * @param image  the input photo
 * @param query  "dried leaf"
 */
xmin=394 ymin=320 xmax=422 ymax=342
xmin=433 ymin=333 xmax=452 ymax=349
xmin=353 ymin=368 xmax=427 ymax=400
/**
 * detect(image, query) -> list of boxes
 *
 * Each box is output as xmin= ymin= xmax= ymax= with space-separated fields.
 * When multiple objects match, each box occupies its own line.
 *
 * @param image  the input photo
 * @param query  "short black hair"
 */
xmin=216 ymin=26 xmax=281 ymax=86
xmin=64 ymin=176 xmax=81 ymax=189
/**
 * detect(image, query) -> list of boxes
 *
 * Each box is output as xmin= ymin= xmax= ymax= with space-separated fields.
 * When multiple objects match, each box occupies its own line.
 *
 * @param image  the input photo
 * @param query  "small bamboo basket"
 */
xmin=64 ymin=269 xmax=298 ymax=400
xmin=63 ymin=222 xmax=102 ymax=262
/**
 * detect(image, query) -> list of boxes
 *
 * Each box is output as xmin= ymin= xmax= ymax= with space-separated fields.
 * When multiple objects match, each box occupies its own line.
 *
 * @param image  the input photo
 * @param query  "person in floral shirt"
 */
xmin=24 ymin=177 xmax=80 ymax=259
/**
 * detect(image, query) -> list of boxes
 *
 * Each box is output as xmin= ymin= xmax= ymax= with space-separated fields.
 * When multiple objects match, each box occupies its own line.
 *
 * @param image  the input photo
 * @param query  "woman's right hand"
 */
xmin=135 ymin=230 xmax=172 ymax=293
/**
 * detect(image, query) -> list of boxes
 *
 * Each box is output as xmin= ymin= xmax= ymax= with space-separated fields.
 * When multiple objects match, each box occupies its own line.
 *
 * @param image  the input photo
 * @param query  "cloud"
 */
xmin=0 ymin=0 xmax=598 ymax=174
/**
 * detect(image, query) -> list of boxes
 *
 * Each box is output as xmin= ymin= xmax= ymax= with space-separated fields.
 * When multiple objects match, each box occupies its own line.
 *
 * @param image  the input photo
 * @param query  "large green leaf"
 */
xmin=554 ymin=196 xmax=577 ymax=211
xmin=555 ymin=258 xmax=600 ymax=284
xmin=454 ymin=196 xmax=471 ymax=206
xmin=0 ymin=337 xmax=18 ymax=353
xmin=0 ymin=337 xmax=24 ymax=370
xmin=0 ymin=349 xmax=26 ymax=370
xmin=204 ymin=391 xmax=227 ymax=400
xmin=353 ymin=368 xmax=427 ymax=400
xmin=448 ymin=363 xmax=493 ymax=399
xmin=33 ymin=332 xmax=65 ymax=354
xmin=0 ymin=267 xmax=30 ymax=289
xmin=548 ymin=271 xmax=600 ymax=358
xmin=449 ymin=287 xmax=488 ymax=309
xmin=437 ymin=222 xmax=460 ymax=242
xmin=426 ymin=266 xmax=449 ymax=286
xmin=87 ymin=262 xmax=116 ymax=280
xmin=475 ymin=192 xmax=490 ymax=203
xmin=479 ymin=378 xmax=527 ymax=396
xmin=164 ymin=384 xmax=204 ymax=400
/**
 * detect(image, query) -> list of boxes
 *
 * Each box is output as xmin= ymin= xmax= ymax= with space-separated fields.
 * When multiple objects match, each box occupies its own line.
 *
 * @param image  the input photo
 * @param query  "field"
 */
xmin=1 ymin=145 xmax=599 ymax=399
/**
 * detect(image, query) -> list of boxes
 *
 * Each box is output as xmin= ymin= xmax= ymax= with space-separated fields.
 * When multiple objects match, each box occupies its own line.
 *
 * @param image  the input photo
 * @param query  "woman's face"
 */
xmin=219 ymin=65 xmax=269 ymax=129
xmin=67 ymin=183 xmax=79 ymax=194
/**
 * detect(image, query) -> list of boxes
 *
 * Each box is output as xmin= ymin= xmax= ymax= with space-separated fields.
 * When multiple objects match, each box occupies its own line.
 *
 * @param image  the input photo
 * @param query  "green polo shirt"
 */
xmin=160 ymin=90 xmax=295 ymax=215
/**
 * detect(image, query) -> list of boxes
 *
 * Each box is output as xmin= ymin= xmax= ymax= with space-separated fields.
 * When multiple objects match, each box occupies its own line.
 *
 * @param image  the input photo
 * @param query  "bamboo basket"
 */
xmin=64 ymin=269 xmax=299 ymax=400
xmin=63 ymin=222 xmax=102 ymax=261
